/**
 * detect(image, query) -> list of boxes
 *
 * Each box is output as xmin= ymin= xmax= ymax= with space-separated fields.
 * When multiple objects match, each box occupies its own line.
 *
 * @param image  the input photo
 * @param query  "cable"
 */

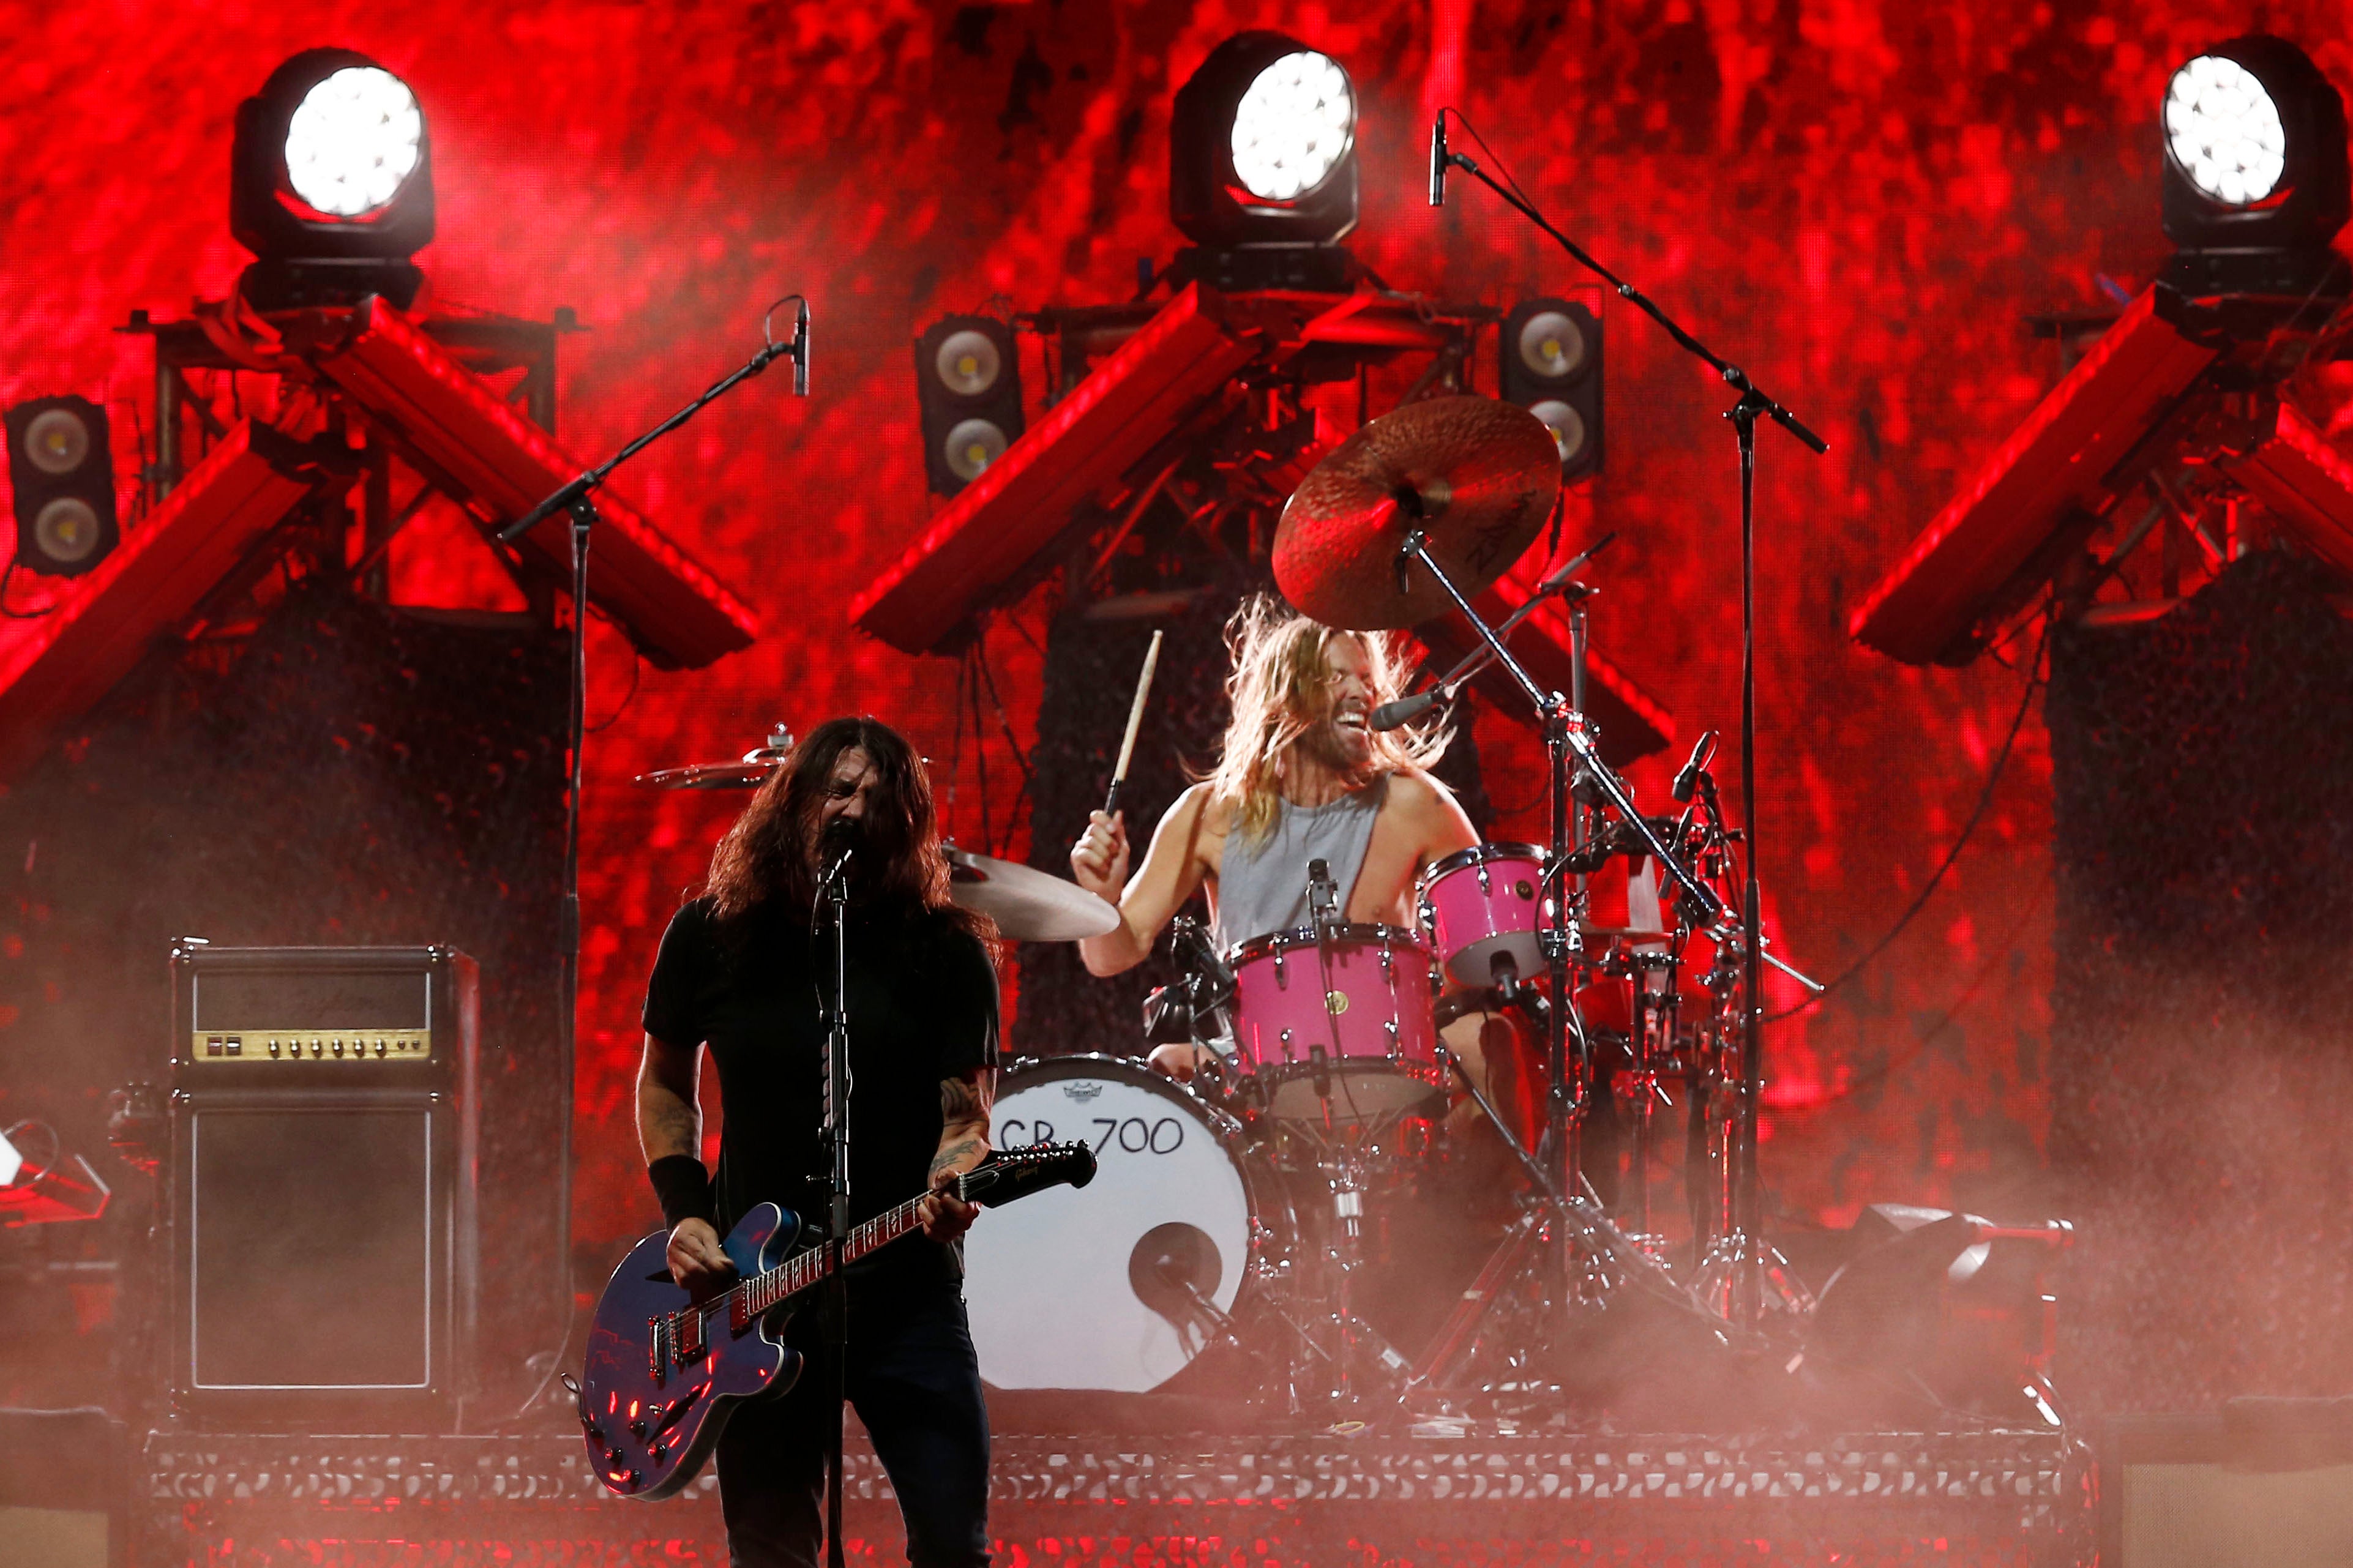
xmin=1766 ymin=611 xmax=2052 ymax=1024
xmin=583 ymin=645 xmax=641 ymax=733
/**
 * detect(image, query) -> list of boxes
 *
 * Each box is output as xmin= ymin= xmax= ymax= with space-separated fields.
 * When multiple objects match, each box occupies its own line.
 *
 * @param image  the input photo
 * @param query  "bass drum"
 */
xmin=964 ymin=1054 xmax=1261 ymax=1394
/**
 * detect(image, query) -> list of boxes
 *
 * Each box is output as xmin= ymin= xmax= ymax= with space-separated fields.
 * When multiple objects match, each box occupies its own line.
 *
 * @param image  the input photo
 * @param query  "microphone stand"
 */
xmin=1437 ymin=131 xmax=1827 ymax=1331
xmin=818 ymin=842 xmax=855 ymax=1568
xmin=501 ymin=308 xmax=804 ymax=1421
xmin=1372 ymin=533 xmax=1614 ymax=733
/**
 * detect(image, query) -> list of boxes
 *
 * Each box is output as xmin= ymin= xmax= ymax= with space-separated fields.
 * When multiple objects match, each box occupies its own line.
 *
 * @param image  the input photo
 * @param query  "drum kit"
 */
xmin=639 ymin=393 xmax=1825 ymax=1416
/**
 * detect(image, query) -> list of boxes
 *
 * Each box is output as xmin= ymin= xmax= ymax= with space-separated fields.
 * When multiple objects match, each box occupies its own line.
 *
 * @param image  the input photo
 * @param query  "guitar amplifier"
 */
xmin=168 ymin=943 xmax=480 ymax=1430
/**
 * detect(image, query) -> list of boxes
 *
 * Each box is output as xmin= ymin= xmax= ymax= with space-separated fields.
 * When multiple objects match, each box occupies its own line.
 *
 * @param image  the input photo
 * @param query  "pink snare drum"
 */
xmin=1418 ymin=843 xmax=1546 ymax=987
xmin=1225 ymin=924 xmax=1440 ymax=1122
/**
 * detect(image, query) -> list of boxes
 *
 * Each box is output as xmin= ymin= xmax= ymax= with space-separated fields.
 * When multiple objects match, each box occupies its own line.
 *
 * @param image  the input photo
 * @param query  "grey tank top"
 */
xmin=1211 ymin=776 xmax=1388 ymax=950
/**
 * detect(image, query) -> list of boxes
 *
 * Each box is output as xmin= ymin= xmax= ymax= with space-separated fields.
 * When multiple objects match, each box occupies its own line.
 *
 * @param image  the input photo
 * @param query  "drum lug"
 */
xmin=1279 ymin=1027 xmax=1295 ymax=1061
xmin=1273 ymin=948 xmax=1287 ymax=988
xmin=1477 ymin=859 xmax=1492 ymax=895
xmin=1385 ymin=1018 xmax=1400 ymax=1057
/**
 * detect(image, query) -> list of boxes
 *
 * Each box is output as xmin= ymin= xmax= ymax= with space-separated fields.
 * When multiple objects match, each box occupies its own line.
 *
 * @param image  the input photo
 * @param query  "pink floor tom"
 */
xmin=1225 ymin=924 xmax=1440 ymax=1122
xmin=1418 ymin=843 xmax=1546 ymax=987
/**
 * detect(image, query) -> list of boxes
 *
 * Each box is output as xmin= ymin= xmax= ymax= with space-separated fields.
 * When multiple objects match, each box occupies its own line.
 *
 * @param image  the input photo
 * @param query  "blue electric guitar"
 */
xmin=571 ymin=1140 xmax=1095 ymax=1499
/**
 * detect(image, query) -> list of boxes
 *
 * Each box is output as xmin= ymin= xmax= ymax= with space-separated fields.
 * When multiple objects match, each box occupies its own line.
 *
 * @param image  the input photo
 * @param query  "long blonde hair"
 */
xmin=1203 ymin=595 xmax=1450 ymax=844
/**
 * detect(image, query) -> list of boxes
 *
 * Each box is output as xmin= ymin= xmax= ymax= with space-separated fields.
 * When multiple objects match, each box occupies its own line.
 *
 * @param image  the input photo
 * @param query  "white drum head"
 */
xmin=965 ymin=1056 xmax=1252 ymax=1392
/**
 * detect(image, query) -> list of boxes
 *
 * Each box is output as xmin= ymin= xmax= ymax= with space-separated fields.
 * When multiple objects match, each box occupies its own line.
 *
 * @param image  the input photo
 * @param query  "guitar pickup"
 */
xmin=646 ymin=1316 xmax=669 ymax=1387
xmin=672 ymin=1308 xmax=706 ymax=1365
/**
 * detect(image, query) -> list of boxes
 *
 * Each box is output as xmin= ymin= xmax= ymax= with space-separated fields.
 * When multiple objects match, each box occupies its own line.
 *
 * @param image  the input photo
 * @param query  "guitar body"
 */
xmin=578 ymin=1203 xmax=807 ymax=1499
xmin=574 ymin=1141 xmax=1094 ymax=1501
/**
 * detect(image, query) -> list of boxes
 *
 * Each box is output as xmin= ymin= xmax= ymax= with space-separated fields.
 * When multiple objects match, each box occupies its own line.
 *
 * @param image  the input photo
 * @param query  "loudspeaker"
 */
xmin=0 ymin=1407 xmax=126 ymax=1567
xmin=168 ymin=945 xmax=477 ymax=1430
xmin=2103 ymin=1406 xmax=2353 ymax=1566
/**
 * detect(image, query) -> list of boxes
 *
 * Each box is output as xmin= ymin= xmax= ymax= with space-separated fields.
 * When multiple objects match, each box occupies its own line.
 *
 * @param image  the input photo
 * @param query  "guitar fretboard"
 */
xmin=724 ymin=1181 xmax=947 ymax=1330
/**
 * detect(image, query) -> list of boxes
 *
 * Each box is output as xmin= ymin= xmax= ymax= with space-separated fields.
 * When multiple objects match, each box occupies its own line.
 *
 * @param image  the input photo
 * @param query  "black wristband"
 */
xmin=647 ymin=1154 xmax=717 ymax=1231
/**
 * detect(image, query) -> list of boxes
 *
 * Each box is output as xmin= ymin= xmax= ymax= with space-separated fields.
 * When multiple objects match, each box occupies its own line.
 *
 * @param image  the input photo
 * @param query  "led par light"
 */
xmin=1169 ymin=32 xmax=1358 ymax=289
xmin=1500 ymin=299 xmax=1603 ymax=482
xmin=2160 ymin=35 xmax=2350 ymax=298
xmin=231 ymin=48 xmax=436 ymax=310
xmin=5 ymin=396 xmax=119 ymax=577
xmin=915 ymin=316 xmax=1025 ymax=498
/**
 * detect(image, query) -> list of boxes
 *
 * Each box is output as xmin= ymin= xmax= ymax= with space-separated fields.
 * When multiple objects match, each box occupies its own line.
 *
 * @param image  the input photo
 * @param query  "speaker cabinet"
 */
xmin=168 ymin=945 xmax=477 ymax=1430
xmin=0 ymin=1408 xmax=124 ymax=1567
xmin=2103 ymin=1409 xmax=2353 ymax=1566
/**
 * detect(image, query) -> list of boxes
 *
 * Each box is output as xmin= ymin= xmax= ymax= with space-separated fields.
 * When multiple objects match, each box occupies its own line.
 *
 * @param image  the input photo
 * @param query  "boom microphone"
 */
xmin=1671 ymin=729 xmax=1719 ymax=804
xmin=1428 ymin=111 xmax=1449 ymax=207
xmin=1369 ymin=689 xmax=1444 ymax=732
xmin=793 ymin=297 xmax=810 ymax=397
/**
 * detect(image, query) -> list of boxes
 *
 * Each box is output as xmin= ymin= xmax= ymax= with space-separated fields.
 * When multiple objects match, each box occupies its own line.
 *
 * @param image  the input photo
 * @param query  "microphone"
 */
xmin=792 ymin=298 xmax=810 ymax=397
xmin=1671 ymin=730 xmax=1719 ymax=804
xmin=1428 ymin=111 xmax=1449 ymax=207
xmin=1369 ymin=689 xmax=1445 ymax=732
xmin=818 ymin=814 xmax=856 ymax=884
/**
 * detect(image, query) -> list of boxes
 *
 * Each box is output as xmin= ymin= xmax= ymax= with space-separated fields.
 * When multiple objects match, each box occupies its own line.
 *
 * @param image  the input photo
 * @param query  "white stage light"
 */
xmin=2166 ymin=54 xmax=2287 ymax=207
xmin=1230 ymin=51 xmax=1355 ymax=203
xmin=285 ymin=65 xmax=425 ymax=217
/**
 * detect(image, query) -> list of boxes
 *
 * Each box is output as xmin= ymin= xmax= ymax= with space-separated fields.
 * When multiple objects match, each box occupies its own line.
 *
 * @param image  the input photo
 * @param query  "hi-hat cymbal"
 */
xmin=635 ymin=726 xmax=795 ymax=791
xmin=1274 ymin=396 xmax=1562 ymax=630
xmin=946 ymin=845 xmax=1121 ymax=943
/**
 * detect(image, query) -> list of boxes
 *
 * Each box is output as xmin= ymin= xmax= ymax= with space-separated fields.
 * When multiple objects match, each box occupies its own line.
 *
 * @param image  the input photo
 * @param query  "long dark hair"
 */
xmin=703 ymin=715 xmax=995 ymax=952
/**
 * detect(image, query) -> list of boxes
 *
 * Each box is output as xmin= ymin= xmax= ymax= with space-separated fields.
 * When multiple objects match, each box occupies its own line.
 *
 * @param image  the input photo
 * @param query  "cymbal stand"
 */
xmin=1674 ymin=764 xmax=1816 ymax=1323
xmin=1435 ymin=136 xmax=1827 ymax=1332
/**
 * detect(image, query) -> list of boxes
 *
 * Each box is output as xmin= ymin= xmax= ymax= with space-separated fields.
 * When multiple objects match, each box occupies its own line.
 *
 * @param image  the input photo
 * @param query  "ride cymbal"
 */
xmin=1274 ymin=395 xmax=1562 ymax=630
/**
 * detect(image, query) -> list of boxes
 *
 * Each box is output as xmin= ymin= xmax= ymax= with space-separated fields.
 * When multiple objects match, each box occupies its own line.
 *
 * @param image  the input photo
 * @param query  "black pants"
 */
xmin=715 ymin=1280 xmax=990 ymax=1568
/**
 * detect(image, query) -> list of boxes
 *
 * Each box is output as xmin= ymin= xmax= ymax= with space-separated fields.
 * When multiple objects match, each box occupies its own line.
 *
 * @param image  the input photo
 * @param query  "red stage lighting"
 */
xmin=0 ymin=420 xmax=324 ymax=784
xmin=1849 ymin=285 xmax=2221 ymax=665
xmin=288 ymin=297 xmax=758 ymax=670
xmin=851 ymin=283 xmax=1265 ymax=655
xmin=2224 ymin=400 xmax=2353 ymax=576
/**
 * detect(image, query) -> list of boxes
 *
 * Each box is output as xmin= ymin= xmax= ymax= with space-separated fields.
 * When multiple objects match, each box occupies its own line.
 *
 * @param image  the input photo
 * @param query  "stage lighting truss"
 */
xmin=1851 ymin=276 xmax=2353 ymax=665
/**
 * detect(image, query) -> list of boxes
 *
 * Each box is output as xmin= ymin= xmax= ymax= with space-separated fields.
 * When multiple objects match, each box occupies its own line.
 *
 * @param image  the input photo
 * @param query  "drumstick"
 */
xmin=1102 ymin=630 xmax=1163 ymax=819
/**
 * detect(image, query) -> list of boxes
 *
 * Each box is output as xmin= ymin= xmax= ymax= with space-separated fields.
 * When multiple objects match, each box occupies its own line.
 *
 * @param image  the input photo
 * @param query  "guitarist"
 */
xmin=637 ymin=715 xmax=999 ymax=1568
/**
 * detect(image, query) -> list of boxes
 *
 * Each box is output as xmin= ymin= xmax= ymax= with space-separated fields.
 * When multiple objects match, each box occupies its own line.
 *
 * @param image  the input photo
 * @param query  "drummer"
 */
xmin=1069 ymin=595 xmax=1480 ymax=1081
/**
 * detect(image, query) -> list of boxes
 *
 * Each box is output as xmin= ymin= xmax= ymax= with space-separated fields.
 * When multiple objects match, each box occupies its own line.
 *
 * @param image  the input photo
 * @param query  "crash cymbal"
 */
xmin=1274 ymin=395 xmax=1562 ymax=630
xmin=634 ymin=726 xmax=795 ymax=791
xmin=946 ymin=845 xmax=1121 ymax=942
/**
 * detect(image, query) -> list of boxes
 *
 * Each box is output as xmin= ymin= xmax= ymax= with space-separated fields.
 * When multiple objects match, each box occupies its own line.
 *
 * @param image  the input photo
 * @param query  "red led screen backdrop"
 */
xmin=4 ymin=0 xmax=2351 ymax=1416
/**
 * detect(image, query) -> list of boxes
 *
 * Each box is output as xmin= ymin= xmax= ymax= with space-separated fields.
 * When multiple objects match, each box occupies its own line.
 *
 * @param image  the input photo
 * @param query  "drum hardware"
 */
xmin=632 ymin=723 xmax=794 ymax=790
xmin=1278 ymin=430 xmax=1740 ymax=1360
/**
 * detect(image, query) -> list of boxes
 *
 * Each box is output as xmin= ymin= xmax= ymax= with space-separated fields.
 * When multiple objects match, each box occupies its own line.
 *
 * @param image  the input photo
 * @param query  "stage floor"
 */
xmin=141 ymin=1424 xmax=2087 ymax=1566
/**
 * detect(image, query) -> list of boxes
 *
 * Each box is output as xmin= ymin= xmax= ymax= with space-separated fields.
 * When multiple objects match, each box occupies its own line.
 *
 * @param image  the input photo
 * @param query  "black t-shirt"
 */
xmin=642 ymin=895 xmax=998 ymax=1288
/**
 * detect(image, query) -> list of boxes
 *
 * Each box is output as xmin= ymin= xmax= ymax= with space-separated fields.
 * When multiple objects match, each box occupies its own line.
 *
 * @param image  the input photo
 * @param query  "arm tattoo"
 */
xmin=929 ymin=1133 xmax=986 ymax=1183
xmin=931 ymin=1067 xmax=995 ymax=1183
xmin=940 ymin=1066 xmax=995 ymax=1126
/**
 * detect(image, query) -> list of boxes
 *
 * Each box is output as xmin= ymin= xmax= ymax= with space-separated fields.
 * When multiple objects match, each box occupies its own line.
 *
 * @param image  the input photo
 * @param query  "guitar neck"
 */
xmin=729 ymin=1179 xmax=952 ymax=1323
